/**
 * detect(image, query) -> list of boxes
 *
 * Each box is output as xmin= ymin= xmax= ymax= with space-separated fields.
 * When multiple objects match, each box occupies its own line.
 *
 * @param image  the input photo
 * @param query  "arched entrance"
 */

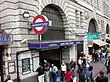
xmin=106 ymin=24 xmax=109 ymax=34
xmin=88 ymin=18 xmax=98 ymax=53
xmin=39 ymin=4 xmax=66 ymax=68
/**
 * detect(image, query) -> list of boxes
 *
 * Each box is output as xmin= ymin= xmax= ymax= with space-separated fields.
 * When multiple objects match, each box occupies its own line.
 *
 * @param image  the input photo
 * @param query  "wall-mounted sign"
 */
xmin=28 ymin=40 xmax=83 ymax=49
xmin=8 ymin=61 xmax=15 ymax=74
xmin=0 ymin=29 xmax=11 ymax=45
xmin=32 ymin=15 xmax=49 ymax=35
xmin=22 ymin=58 xmax=31 ymax=75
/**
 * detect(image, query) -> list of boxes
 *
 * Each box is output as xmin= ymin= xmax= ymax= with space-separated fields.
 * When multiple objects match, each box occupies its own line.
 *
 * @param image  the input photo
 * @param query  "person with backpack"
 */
xmin=65 ymin=68 xmax=72 ymax=82
xmin=95 ymin=71 xmax=108 ymax=82
xmin=49 ymin=64 xmax=58 ymax=82
xmin=86 ymin=66 xmax=94 ymax=82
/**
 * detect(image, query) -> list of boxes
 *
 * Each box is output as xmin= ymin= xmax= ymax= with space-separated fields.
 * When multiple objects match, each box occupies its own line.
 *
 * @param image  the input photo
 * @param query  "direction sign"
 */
xmin=88 ymin=32 xmax=101 ymax=42
xmin=32 ymin=15 xmax=49 ymax=35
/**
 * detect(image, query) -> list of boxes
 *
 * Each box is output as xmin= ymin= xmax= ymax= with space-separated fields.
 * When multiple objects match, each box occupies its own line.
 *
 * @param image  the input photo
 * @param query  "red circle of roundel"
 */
xmin=33 ymin=15 xmax=47 ymax=35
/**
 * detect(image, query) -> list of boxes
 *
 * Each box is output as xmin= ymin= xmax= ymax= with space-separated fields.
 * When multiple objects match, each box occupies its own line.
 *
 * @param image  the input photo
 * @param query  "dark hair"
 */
xmin=88 ymin=66 xmax=93 ymax=71
xmin=7 ymin=75 xmax=11 ymax=80
xmin=80 ymin=68 xmax=83 ymax=72
xmin=67 ymin=68 xmax=70 ymax=71
xmin=100 ymin=71 xmax=104 ymax=75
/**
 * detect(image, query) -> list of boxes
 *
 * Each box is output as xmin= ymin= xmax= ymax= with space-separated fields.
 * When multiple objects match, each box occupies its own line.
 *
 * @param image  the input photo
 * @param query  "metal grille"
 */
xmin=41 ymin=5 xmax=65 ymax=40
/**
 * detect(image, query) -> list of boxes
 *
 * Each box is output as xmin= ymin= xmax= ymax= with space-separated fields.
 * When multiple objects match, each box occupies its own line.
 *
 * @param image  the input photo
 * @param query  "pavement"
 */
xmin=76 ymin=61 xmax=105 ymax=82
xmin=92 ymin=62 xmax=105 ymax=77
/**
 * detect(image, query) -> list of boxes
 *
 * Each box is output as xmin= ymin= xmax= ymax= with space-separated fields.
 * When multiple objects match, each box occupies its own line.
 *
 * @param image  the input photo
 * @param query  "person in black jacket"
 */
xmin=95 ymin=71 xmax=108 ymax=82
xmin=105 ymin=56 xmax=110 ymax=74
xmin=36 ymin=63 xmax=44 ymax=82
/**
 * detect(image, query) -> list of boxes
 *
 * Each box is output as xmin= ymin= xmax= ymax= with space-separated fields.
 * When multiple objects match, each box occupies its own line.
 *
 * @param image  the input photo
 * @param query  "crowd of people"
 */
xmin=35 ymin=46 xmax=110 ymax=82
xmin=4 ymin=46 xmax=110 ymax=82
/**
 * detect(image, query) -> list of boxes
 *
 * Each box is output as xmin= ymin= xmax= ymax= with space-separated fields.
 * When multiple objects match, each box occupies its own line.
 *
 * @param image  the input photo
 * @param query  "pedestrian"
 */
xmin=49 ymin=64 xmax=58 ymax=82
xmin=86 ymin=66 xmax=94 ymax=82
xmin=95 ymin=71 xmax=108 ymax=82
xmin=65 ymin=68 xmax=72 ymax=82
xmin=61 ymin=61 xmax=67 ymax=81
xmin=79 ymin=68 xmax=85 ymax=82
xmin=5 ymin=75 xmax=13 ymax=82
xmin=36 ymin=63 xmax=44 ymax=82
xmin=78 ymin=57 xmax=83 ymax=68
xmin=105 ymin=56 xmax=110 ymax=74
xmin=44 ymin=59 xmax=50 ymax=82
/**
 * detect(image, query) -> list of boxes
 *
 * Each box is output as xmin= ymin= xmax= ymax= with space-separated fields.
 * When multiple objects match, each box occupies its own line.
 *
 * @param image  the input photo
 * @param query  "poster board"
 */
xmin=22 ymin=58 xmax=31 ymax=75
xmin=32 ymin=57 xmax=39 ymax=72
xmin=8 ymin=61 xmax=15 ymax=74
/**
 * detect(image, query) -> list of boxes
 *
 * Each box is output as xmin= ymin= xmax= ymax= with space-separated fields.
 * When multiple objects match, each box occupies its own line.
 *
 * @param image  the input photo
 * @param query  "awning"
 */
xmin=28 ymin=40 xmax=83 ymax=49
xmin=93 ymin=39 xmax=108 ymax=46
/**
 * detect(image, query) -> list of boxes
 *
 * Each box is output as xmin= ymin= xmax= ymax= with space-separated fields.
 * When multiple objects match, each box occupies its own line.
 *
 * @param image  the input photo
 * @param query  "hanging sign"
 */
xmin=0 ymin=29 xmax=11 ymax=45
xmin=32 ymin=15 xmax=49 ymax=35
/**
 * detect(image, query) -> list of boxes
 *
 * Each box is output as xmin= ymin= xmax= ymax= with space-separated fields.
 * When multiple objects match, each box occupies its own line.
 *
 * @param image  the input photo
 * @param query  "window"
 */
xmin=41 ymin=5 xmax=65 ymax=40
xmin=75 ymin=10 xmax=79 ymax=28
xmin=80 ymin=12 xmax=83 ymax=28
xmin=101 ymin=20 xmax=104 ymax=29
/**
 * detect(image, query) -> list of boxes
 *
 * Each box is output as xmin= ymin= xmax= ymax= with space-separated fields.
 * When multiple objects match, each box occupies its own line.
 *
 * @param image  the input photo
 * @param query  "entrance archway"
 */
xmin=39 ymin=4 xmax=66 ymax=69
xmin=106 ymin=24 xmax=109 ymax=34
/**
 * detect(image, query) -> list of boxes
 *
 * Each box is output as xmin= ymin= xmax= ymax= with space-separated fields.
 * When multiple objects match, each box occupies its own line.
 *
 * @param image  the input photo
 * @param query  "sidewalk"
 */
xmin=92 ymin=62 xmax=105 ymax=77
xmin=76 ymin=62 xmax=105 ymax=82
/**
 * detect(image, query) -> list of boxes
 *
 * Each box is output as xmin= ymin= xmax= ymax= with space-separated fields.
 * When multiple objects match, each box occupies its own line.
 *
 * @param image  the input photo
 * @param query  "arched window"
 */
xmin=41 ymin=5 xmax=65 ymax=40
xmin=88 ymin=18 xmax=97 ymax=32
xmin=106 ymin=24 xmax=109 ymax=34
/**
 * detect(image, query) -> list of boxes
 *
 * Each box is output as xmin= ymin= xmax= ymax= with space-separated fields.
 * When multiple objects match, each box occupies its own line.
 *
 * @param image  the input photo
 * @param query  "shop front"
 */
xmin=28 ymin=40 xmax=83 ymax=68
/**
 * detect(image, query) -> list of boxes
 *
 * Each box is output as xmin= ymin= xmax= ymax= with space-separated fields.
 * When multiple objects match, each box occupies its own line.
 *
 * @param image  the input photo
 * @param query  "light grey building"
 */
xmin=0 ymin=0 xmax=110 ymax=82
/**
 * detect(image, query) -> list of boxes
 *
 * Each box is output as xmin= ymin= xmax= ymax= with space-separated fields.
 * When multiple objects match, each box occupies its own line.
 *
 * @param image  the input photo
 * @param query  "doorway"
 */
xmin=39 ymin=49 xmax=61 ymax=69
xmin=0 ymin=46 xmax=4 ymax=82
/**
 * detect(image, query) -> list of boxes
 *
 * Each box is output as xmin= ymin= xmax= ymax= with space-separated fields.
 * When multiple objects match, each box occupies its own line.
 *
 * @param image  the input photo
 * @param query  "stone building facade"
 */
xmin=0 ymin=0 xmax=110 ymax=82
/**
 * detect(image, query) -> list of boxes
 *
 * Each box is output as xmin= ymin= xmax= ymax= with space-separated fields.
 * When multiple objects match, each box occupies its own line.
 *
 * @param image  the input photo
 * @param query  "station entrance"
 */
xmin=39 ymin=48 xmax=62 ymax=69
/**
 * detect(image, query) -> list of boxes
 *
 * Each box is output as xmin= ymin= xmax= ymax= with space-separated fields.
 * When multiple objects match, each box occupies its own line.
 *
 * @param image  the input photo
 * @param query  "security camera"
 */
xmin=21 ymin=39 xmax=27 ymax=44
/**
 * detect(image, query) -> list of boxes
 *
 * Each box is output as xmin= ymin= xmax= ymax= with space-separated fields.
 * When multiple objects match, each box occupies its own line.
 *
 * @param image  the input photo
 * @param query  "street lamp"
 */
xmin=23 ymin=11 xmax=30 ymax=18
xmin=22 ymin=11 xmax=32 ymax=32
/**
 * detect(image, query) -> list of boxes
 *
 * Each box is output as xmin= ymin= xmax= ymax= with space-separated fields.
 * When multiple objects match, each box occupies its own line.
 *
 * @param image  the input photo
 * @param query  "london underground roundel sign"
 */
xmin=32 ymin=15 xmax=49 ymax=35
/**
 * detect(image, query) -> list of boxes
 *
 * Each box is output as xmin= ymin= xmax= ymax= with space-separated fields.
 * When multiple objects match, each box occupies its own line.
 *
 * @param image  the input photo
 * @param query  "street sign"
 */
xmin=88 ymin=32 xmax=93 ymax=42
xmin=32 ymin=15 xmax=49 ymax=35
xmin=87 ymin=32 xmax=101 ymax=42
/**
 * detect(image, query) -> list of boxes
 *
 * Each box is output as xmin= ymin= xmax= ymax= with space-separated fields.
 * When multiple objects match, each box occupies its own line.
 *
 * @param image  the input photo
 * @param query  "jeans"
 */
xmin=44 ymin=71 xmax=50 ymax=82
xmin=38 ymin=74 xmax=44 ymax=82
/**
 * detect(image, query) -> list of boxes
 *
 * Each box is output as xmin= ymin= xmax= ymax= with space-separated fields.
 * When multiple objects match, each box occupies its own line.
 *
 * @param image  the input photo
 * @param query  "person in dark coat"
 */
xmin=36 ymin=63 xmax=44 ymax=82
xmin=95 ymin=71 xmax=108 ymax=82
xmin=79 ymin=68 xmax=85 ymax=82
xmin=105 ymin=56 xmax=110 ymax=74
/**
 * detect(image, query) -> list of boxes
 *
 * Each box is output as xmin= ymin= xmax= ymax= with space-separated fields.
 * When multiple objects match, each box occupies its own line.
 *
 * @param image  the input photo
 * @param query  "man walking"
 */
xmin=95 ymin=71 xmax=108 ymax=82
xmin=44 ymin=59 xmax=50 ymax=82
